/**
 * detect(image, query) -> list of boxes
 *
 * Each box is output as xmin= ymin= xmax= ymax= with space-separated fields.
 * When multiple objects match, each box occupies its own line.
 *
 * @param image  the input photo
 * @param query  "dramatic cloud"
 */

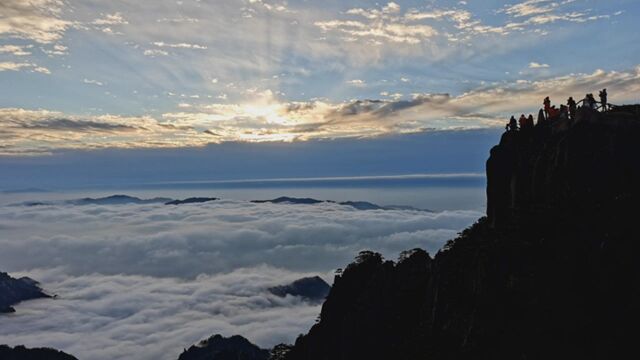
xmin=2 ymin=64 xmax=639 ymax=154
xmin=0 ymin=199 xmax=480 ymax=359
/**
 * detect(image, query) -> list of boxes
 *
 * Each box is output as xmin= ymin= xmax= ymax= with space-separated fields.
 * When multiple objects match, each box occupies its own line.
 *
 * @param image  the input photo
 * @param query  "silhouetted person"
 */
xmin=599 ymin=89 xmax=608 ymax=112
xmin=519 ymin=114 xmax=527 ymax=129
xmin=543 ymin=97 xmax=551 ymax=119
xmin=588 ymin=93 xmax=597 ymax=109
xmin=538 ymin=109 xmax=546 ymax=126
xmin=506 ymin=116 xmax=518 ymax=132
xmin=559 ymin=105 xmax=568 ymax=121
xmin=527 ymin=114 xmax=535 ymax=128
xmin=567 ymin=97 xmax=577 ymax=120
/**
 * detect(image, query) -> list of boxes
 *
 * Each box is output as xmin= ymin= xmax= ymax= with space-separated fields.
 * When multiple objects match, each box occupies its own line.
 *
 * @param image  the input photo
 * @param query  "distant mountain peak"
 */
xmin=269 ymin=276 xmax=331 ymax=302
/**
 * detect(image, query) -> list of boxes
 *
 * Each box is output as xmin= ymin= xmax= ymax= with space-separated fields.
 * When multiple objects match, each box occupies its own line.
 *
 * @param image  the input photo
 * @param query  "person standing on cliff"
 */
xmin=506 ymin=116 xmax=518 ymax=131
xmin=538 ymin=109 xmax=546 ymax=126
xmin=588 ymin=94 xmax=598 ymax=109
xmin=599 ymin=89 xmax=608 ymax=112
xmin=567 ymin=97 xmax=577 ymax=120
xmin=519 ymin=114 xmax=527 ymax=129
xmin=543 ymin=97 xmax=551 ymax=119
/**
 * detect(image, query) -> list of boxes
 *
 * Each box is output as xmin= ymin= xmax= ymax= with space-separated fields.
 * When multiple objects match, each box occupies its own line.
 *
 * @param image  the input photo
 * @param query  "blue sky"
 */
xmin=0 ymin=0 xmax=639 ymax=170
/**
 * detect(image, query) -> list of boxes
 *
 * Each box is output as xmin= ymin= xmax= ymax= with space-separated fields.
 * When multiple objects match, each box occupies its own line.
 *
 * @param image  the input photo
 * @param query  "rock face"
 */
xmin=268 ymin=277 xmax=331 ymax=302
xmin=0 ymin=272 xmax=50 ymax=313
xmin=177 ymin=335 xmax=269 ymax=360
xmin=0 ymin=345 xmax=77 ymax=360
xmin=283 ymin=107 xmax=640 ymax=360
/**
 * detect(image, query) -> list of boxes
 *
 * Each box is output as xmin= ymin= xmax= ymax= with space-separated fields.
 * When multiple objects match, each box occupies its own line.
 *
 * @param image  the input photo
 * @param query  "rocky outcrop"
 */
xmin=282 ymin=106 xmax=640 ymax=360
xmin=487 ymin=106 xmax=640 ymax=228
xmin=0 ymin=345 xmax=77 ymax=360
xmin=0 ymin=272 xmax=50 ymax=313
xmin=177 ymin=335 xmax=269 ymax=360
xmin=268 ymin=277 xmax=331 ymax=302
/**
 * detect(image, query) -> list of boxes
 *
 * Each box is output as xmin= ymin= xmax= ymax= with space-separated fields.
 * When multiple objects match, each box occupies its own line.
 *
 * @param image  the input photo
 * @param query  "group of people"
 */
xmin=505 ymin=89 xmax=610 ymax=132
xmin=506 ymin=114 xmax=534 ymax=132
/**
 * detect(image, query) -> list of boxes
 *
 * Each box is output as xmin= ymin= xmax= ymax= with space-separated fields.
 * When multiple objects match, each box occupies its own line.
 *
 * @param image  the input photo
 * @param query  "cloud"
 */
xmin=0 ymin=44 xmax=33 ymax=56
xmin=143 ymin=49 xmax=169 ymax=57
xmin=151 ymin=42 xmax=208 ymax=50
xmin=346 ymin=79 xmax=366 ymax=87
xmin=83 ymin=78 xmax=104 ymax=86
xmin=0 ymin=267 xmax=323 ymax=360
xmin=0 ymin=200 xmax=480 ymax=278
xmin=0 ymin=62 xmax=34 ymax=71
xmin=529 ymin=62 xmax=550 ymax=68
xmin=0 ymin=61 xmax=50 ymax=74
xmin=315 ymin=3 xmax=438 ymax=45
xmin=0 ymin=199 xmax=481 ymax=359
xmin=1 ymin=64 xmax=639 ymax=155
xmin=92 ymin=12 xmax=128 ymax=26
xmin=0 ymin=0 xmax=72 ymax=44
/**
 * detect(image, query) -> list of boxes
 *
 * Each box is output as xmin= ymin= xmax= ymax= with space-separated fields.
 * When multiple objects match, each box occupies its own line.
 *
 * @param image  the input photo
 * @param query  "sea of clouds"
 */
xmin=0 ymin=199 xmax=481 ymax=360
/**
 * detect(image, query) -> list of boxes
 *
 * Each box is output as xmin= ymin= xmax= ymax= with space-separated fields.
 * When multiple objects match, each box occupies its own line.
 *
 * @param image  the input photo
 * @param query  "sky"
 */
xmin=1 ymin=0 xmax=639 ymax=159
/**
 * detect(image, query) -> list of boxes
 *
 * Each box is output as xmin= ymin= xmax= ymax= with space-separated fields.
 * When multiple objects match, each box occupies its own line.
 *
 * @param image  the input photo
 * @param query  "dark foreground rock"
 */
xmin=0 ymin=272 xmax=50 ymax=313
xmin=0 ymin=345 xmax=78 ymax=360
xmin=282 ymin=107 xmax=640 ymax=360
xmin=268 ymin=277 xmax=331 ymax=302
xmin=177 ymin=335 xmax=269 ymax=360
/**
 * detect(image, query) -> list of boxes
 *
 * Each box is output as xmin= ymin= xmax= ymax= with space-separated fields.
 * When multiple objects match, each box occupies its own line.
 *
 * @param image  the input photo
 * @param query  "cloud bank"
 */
xmin=0 ymin=200 xmax=479 ymax=277
xmin=0 ymin=199 xmax=481 ymax=359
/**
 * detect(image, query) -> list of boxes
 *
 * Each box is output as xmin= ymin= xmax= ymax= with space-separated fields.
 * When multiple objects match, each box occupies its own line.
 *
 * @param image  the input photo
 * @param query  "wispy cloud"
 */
xmin=0 ymin=61 xmax=50 ymax=74
xmin=83 ymin=78 xmax=104 ymax=86
xmin=529 ymin=62 xmax=550 ymax=68
xmin=0 ymin=44 xmax=33 ymax=56
xmin=0 ymin=0 xmax=72 ymax=44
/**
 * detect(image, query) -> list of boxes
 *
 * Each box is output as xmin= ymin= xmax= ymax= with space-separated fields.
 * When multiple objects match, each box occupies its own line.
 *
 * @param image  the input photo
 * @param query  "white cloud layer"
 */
xmin=0 ymin=199 xmax=481 ymax=359
xmin=0 ymin=200 xmax=479 ymax=277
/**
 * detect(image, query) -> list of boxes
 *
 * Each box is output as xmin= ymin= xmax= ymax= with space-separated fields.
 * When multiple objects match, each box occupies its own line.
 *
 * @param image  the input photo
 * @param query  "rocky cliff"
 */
xmin=0 ymin=345 xmax=78 ymax=360
xmin=282 ymin=106 xmax=640 ymax=360
xmin=0 ymin=272 xmax=50 ymax=313
xmin=177 ymin=335 xmax=270 ymax=360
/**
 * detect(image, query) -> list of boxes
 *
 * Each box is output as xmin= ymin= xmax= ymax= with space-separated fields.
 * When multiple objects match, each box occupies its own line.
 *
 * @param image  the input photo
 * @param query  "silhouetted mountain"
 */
xmin=282 ymin=106 xmax=640 ymax=360
xmin=0 ymin=345 xmax=78 ymax=360
xmin=268 ymin=277 xmax=331 ymax=302
xmin=177 ymin=335 xmax=269 ymax=360
xmin=17 ymin=195 xmax=172 ymax=206
xmin=252 ymin=197 xmax=324 ymax=205
xmin=252 ymin=197 xmax=430 ymax=212
xmin=165 ymin=197 xmax=219 ymax=205
xmin=69 ymin=195 xmax=172 ymax=205
xmin=0 ymin=272 xmax=50 ymax=313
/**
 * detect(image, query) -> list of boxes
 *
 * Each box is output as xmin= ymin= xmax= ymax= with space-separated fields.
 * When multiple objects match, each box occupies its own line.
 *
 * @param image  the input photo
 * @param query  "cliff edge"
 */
xmin=282 ymin=106 xmax=640 ymax=360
